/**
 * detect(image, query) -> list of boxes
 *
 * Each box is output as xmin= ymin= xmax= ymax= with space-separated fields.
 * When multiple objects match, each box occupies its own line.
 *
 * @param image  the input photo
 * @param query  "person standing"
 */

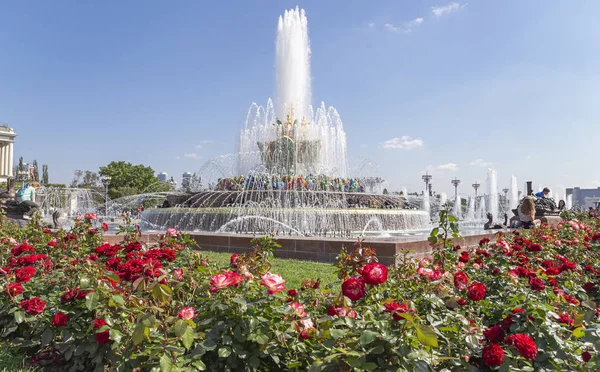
xmin=535 ymin=187 xmax=550 ymax=198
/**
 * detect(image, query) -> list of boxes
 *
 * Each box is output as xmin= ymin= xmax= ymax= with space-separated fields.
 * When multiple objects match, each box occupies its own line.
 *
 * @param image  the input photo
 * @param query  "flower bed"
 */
xmin=0 ymin=211 xmax=599 ymax=370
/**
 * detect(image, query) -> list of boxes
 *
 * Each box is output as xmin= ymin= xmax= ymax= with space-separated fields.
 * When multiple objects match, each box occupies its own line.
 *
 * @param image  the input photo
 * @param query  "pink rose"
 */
xmin=166 ymin=228 xmax=178 ymax=237
xmin=289 ymin=301 xmax=307 ymax=317
xmin=260 ymin=272 xmax=286 ymax=294
xmin=173 ymin=269 xmax=183 ymax=281
xmin=209 ymin=272 xmax=244 ymax=293
xmin=178 ymin=306 xmax=196 ymax=320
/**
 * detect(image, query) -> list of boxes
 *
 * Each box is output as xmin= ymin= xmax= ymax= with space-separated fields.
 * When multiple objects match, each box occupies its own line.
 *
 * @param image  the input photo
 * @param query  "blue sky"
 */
xmin=1 ymin=1 xmax=599 ymax=197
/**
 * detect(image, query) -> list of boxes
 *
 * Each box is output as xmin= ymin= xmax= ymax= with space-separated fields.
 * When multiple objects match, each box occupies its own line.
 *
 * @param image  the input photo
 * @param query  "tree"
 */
xmin=82 ymin=171 xmax=99 ymax=187
xmin=70 ymin=170 xmax=84 ymax=188
xmin=98 ymin=161 xmax=165 ymax=199
xmin=42 ymin=165 xmax=49 ymax=185
xmin=32 ymin=160 xmax=39 ymax=182
xmin=382 ymin=188 xmax=389 ymax=195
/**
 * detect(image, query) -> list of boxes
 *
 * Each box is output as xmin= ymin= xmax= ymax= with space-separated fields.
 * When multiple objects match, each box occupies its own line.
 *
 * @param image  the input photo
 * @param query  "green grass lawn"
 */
xmin=198 ymin=250 xmax=340 ymax=289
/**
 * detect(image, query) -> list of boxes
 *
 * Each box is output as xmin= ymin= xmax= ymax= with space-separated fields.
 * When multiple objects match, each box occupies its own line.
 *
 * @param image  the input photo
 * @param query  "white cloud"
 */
xmin=384 ymin=18 xmax=424 ymax=34
xmin=195 ymin=140 xmax=213 ymax=149
xmin=437 ymin=163 xmax=458 ymax=171
xmin=469 ymin=159 xmax=492 ymax=167
xmin=360 ymin=144 xmax=368 ymax=148
xmin=368 ymin=22 xmax=375 ymax=28
xmin=175 ymin=156 xmax=181 ymax=160
xmin=431 ymin=2 xmax=466 ymax=17
xmin=381 ymin=136 xmax=424 ymax=150
xmin=183 ymin=153 xmax=200 ymax=159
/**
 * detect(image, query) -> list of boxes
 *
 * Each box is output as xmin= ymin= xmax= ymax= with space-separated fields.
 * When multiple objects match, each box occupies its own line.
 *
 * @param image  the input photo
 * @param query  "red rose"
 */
xmin=482 ymin=344 xmax=505 ymax=366
xmin=93 ymin=318 xmax=107 ymax=330
xmin=467 ymin=281 xmax=486 ymax=301
xmin=341 ymin=277 xmax=366 ymax=301
xmin=491 ymin=268 xmax=500 ymax=275
xmin=361 ymin=263 xmax=388 ymax=285
xmin=5 ymin=282 xmax=23 ymax=296
xmin=561 ymin=261 xmax=576 ymax=271
xmin=102 ymin=222 xmax=109 ymax=232
xmin=582 ymin=351 xmax=591 ymax=363
xmin=459 ymin=252 xmax=470 ymax=263
xmin=526 ymin=243 xmax=543 ymax=252
xmin=95 ymin=330 xmax=110 ymax=344
xmin=453 ymin=271 xmax=469 ymax=290
xmin=457 ymin=298 xmax=467 ymax=306
xmin=506 ymin=333 xmax=537 ymax=360
xmin=14 ymin=266 xmax=35 ymax=283
xmin=173 ymin=269 xmax=184 ymax=281
xmin=483 ymin=325 xmax=505 ymax=344
xmin=230 ymin=254 xmax=241 ymax=267
xmin=479 ymin=238 xmax=490 ymax=247
xmin=529 ymin=277 xmax=545 ymax=291
xmin=384 ymin=301 xmax=409 ymax=321
xmin=210 ymin=272 xmax=244 ymax=293
xmin=287 ymin=289 xmax=299 ymax=298
xmin=61 ymin=289 xmax=78 ymax=303
xmin=20 ymin=297 xmax=46 ymax=316
xmin=52 ymin=312 xmax=69 ymax=327
xmin=557 ymin=312 xmax=574 ymax=326
xmin=583 ymin=282 xmax=596 ymax=293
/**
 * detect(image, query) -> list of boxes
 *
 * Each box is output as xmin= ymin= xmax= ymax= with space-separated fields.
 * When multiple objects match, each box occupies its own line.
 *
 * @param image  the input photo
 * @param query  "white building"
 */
xmin=157 ymin=172 xmax=168 ymax=182
xmin=182 ymin=172 xmax=193 ymax=189
xmin=0 ymin=125 xmax=16 ymax=182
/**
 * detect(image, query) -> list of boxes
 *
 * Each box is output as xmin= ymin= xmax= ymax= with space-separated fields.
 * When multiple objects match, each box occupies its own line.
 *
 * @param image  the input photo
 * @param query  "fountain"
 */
xmin=465 ymin=197 xmax=475 ymax=220
xmin=486 ymin=169 xmax=499 ymax=221
xmin=453 ymin=196 xmax=462 ymax=219
xmin=141 ymin=7 xmax=430 ymax=236
xmin=509 ymin=175 xmax=519 ymax=211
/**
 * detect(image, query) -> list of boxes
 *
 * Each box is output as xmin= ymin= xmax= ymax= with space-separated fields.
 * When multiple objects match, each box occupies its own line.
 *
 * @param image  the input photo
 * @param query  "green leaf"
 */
xmin=430 ymin=228 xmax=439 ymax=237
xmin=330 ymin=328 xmax=348 ymax=340
xmin=174 ymin=319 xmax=188 ymax=337
xmin=428 ymin=236 xmax=438 ymax=244
xmin=218 ymin=347 xmax=232 ymax=358
xmin=41 ymin=328 xmax=53 ymax=346
xmin=192 ymin=360 xmax=206 ymax=370
xmin=14 ymin=311 xmax=24 ymax=324
xmin=359 ymin=331 xmax=377 ymax=346
xmin=159 ymin=354 xmax=172 ymax=372
xmin=201 ymin=338 xmax=217 ymax=351
xmin=572 ymin=327 xmax=585 ymax=339
xmin=255 ymin=334 xmax=269 ymax=345
xmin=109 ymin=329 xmax=123 ymax=343
xmin=132 ymin=323 xmax=146 ymax=345
xmin=182 ymin=326 xmax=194 ymax=350
xmin=111 ymin=294 xmax=125 ymax=306
xmin=287 ymin=361 xmax=303 ymax=368
xmin=573 ymin=313 xmax=585 ymax=327
xmin=79 ymin=277 xmax=90 ymax=289
xmin=416 ymin=325 xmax=438 ymax=348
xmin=397 ymin=312 xmax=415 ymax=323
xmin=85 ymin=291 xmax=99 ymax=311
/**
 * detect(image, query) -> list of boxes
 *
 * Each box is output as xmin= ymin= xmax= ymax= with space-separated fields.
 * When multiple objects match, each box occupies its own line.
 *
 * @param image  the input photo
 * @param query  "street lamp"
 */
xmin=101 ymin=176 xmax=111 ymax=217
xmin=422 ymin=172 xmax=432 ymax=196
xmin=451 ymin=178 xmax=461 ymax=201
xmin=472 ymin=181 xmax=480 ymax=198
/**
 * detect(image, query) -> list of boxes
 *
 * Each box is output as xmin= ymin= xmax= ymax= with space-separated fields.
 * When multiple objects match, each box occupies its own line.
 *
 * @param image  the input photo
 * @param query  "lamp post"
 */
xmin=101 ymin=176 xmax=111 ymax=217
xmin=472 ymin=181 xmax=480 ymax=198
xmin=422 ymin=172 xmax=432 ymax=197
xmin=451 ymin=178 xmax=461 ymax=201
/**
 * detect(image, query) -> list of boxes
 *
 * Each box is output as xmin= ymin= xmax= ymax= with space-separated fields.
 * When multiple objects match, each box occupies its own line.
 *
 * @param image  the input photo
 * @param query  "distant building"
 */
xmin=157 ymin=172 xmax=168 ymax=182
xmin=566 ymin=187 xmax=600 ymax=208
xmin=182 ymin=172 xmax=193 ymax=189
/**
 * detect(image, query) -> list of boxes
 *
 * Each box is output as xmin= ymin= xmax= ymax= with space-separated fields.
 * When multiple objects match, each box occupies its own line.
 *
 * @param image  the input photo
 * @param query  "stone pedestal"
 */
xmin=540 ymin=216 xmax=562 ymax=228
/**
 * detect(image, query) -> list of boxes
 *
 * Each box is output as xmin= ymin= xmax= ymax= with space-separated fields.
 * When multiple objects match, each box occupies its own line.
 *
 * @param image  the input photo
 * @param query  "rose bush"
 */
xmin=0 ymin=210 xmax=598 ymax=370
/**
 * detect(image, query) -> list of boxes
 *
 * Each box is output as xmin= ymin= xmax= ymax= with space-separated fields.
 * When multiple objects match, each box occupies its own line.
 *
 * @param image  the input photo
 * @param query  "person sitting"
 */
xmin=535 ymin=187 xmax=550 ymax=199
xmin=518 ymin=195 xmax=540 ymax=229
xmin=17 ymin=182 xmax=40 ymax=220
xmin=558 ymin=200 xmax=566 ymax=211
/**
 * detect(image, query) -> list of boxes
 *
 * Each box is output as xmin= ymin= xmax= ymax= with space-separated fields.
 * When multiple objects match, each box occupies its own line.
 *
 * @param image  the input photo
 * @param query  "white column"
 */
xmin=0 ymin=144 xmax=5 ymax=175
xmin=4 ymin=145 xmax=8 ymax=177
xmin=8 ymin=143 xmax=13 ymax=177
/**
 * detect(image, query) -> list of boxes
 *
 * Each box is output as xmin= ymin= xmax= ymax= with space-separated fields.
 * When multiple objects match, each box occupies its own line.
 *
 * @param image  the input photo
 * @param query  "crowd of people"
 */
xmin=215 ymin=175 xmax=368 ymax=193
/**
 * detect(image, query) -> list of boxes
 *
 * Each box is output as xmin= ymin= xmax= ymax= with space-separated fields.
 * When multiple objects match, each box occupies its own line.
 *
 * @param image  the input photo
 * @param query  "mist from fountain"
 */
xmin=566 ymin=194 xmax=573 ymax=209
xmin=440 ymin=192 xmax=447 ymax=206
xmin=466 ymin=197 xmax=475 ymax=220
xmin=487 ymin=169 xmax=499 ymax=220
xmin=478 ymin=197 xmax=487 ymax=220
xmin=453 ymin=196 xmax=462 ymax=219
xmin=422 ymin=193 xmax=431 ymax=215
xmin=509 ymin=175 xmax=519 ymax=211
